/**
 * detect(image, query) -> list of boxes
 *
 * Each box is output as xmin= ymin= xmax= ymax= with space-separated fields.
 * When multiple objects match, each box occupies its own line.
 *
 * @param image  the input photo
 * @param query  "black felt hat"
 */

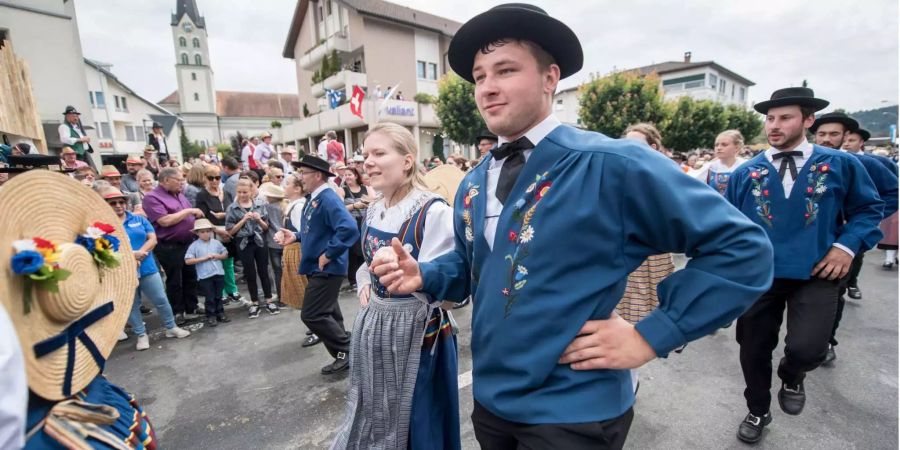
xmin=0 ymin=155 xmax=71 ymax=174
xmin=475 ymin=130 xmax=498 ymax=142
xmin=753 ymin=87 xmax=829 ymax=114
xmin=290 ymin=155 xmax=335 ymax=177
xmin=810 ymin=111 xmax=860 ymax=133
xmin=62 ymin=105 xmax=80 ymax=115
xmin=448 ymin=3 xmax=583 ymax=83
xmin=851 ymin=128 xmax=872 ymax=141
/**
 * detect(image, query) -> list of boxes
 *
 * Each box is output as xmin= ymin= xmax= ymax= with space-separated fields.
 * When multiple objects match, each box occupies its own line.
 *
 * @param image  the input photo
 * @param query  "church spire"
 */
xmin=171 ymin=0 xmax=206 ymax=28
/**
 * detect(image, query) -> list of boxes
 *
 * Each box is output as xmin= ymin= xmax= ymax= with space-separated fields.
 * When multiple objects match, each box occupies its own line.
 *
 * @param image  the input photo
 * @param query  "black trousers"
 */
xmin=238 ymin=241 xmax=271 ymax=302
xmin=155 ymin=241 xmax=200 ymax=315
xmin=737 ymin=277 xmax=840 ymax=416
xmin=198 ymin=275 xmax=225 ymax=317
xmin=472 ymin=402 xmax=633 ymax=450
xmin=301 ymin=273 xmax=349 ymax=358
xmin=831 ymin=252 xmax=865 ymax=346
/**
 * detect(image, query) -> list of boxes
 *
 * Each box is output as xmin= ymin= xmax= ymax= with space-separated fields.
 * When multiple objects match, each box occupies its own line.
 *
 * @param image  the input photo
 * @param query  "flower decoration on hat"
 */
xmin=11 ymin=237 xmax=71 ymax=314
xmin=75 ymin=222 xmax=121 ymax=270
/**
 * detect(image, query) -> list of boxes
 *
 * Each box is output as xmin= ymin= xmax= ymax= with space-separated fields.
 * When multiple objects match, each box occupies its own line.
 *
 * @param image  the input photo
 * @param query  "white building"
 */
xmin=159 ymin=0 xmax=300 ymax=148
xmin=279 ymin=0 xmax=461 ymax=158
xmin=555 ymin=52 xmax=755 ymax=127
xmin=84 ymin=59 xmax=182 ymax=158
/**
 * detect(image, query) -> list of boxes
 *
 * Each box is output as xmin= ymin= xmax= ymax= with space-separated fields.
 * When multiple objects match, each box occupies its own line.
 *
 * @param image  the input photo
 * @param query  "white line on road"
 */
xmin=458 ymin=370 xmax=472 ymax=389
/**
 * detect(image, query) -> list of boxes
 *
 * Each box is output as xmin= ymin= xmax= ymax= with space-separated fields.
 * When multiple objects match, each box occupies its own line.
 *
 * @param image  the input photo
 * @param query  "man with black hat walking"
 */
xmin=725 ymin=88 xmax=884 ymax=443
xmin=368 ymin=4 xmax=774 ymax=448
xmin=276 ymin=155 xmax=358 ymax=375
xmin=147 ymin=122 xmax=171 ymax=164
xmin=809 ymin=111 xmax=897 ymax=365
xmin=57 ymin=106 xmax=93 ymax=163
xmin=476 ymin=130 xmax=498 ymax=158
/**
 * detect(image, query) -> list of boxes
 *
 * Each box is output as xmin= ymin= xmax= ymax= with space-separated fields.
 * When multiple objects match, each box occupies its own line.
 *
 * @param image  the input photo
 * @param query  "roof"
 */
xmin=157 ymin=90 xmax=301 ymax=118
xmin=84 ymin=58 xmax=179 ymax=118
xmin=283 ymin=0 xmax=461 ymax=58
xmin=171 ymin=0 xmax=206 ymax=28
xmin=627 ymin=60 xmax=755 ymax=86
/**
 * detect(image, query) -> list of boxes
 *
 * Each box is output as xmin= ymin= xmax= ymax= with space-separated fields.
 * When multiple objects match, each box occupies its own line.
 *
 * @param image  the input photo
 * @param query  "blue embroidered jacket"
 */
xmin=725 ymin=145 xmax=883 ymax=280
xmin=419 ymin=125 xmax=773 ymax=424
xmin=292 ymin=187 xmax=359 ymax=276
xmin=852 ymin=152 xmax=898 ymax=218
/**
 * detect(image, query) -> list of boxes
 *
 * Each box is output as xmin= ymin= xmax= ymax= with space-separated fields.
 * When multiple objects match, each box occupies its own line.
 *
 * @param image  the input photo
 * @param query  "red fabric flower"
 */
xmin=33 ymin=237 xmax=54 ymax=249
xmin=93 ymin=222 xmax=115 ymax=234
xmin=806 ymin=186 xmax=814 ymax=194
xmin=508 ymin=231 xmax=517 ymax=242
xmin=767 ymin=214 xmax=773 ymax=220
xmin=804 ymin=213 xmax=810 ymax=218
xmin=820 ymin=164 xmax=829 ymax=173
xmin=535 ymin=181 xmax=552 ymax=201
xmin=763 ymin=190 xmax=770 ymax=197
xmin=463 ymin=195 xmax=471 ymax=208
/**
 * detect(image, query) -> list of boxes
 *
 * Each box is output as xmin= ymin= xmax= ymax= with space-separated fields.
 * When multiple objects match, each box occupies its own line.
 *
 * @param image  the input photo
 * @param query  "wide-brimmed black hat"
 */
xmin=290 ymin=155 xmax=335 ymax=177
xmin=62 ymin=105 xmax=80 ymax=115
xmin=753 ymin=87 xmax=829 ymax=114
xmin=0 ymin=155 xmax=71 ymax=174
xmin=448 ymin=3 xmax=583 ymax=83
xmin=151 ymin=122 xmax=162 ymax=129
xmin=850 ymin=128 xmax=872 ymax=141
xmin=810 ymin=111 xmax=859 ymax=133
xmin=475 ymin=130 xmax=498 ymax=142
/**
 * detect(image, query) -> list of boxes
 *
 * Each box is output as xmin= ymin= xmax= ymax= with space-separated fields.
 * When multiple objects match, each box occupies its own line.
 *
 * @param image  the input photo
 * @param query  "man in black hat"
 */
xmin=809 ymin=112 xmax=898 ymax=364
xmin=725 ymin=88 xmax=883 ymax=443
xmin=57 ymin=106 xmax=93 ymax=162
xmin=147 ymin=123 xmax=170 ymax=164
xmin=476 ymin=130 xmax=498 ymax=157
xmin=369 ymin=4 xmax=774 ymax=448
xmin=276 ymin=155 xmax=358 ymax=375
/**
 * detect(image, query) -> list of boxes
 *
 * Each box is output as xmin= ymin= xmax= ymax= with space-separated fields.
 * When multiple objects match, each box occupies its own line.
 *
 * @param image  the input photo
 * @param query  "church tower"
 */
xmin=171 ymin=0 xmax=219 ymax=145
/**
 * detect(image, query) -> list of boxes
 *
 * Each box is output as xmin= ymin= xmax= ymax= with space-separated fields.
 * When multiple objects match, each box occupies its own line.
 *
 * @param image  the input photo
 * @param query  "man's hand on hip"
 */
xmin=559 ymin=313 xmax=656 ymax=370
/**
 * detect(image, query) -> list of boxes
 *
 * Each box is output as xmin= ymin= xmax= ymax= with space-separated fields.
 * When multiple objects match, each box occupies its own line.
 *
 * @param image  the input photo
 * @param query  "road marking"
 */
xmin=458 ymin=370 xmax=472 ymax=389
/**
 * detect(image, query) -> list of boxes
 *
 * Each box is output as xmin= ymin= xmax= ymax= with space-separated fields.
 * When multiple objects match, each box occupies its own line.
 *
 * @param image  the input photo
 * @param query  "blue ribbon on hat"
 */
xmin=32 ymin=302 xmax=114 ymax=397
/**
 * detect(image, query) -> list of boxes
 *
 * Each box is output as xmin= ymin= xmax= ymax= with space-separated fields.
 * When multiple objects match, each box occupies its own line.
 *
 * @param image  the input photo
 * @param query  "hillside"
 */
xmin=849 ymin=105 xmax=898 ymax=137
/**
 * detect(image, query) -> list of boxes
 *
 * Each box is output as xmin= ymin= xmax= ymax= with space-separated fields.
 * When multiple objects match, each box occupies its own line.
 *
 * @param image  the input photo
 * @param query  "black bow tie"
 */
xmin=773 ymin=151 xmax=803 ymax=180
xmin=491 ymin=136 xmax=534 ymax=161
xmin=772 ymin=151 xmax=803 ymax=161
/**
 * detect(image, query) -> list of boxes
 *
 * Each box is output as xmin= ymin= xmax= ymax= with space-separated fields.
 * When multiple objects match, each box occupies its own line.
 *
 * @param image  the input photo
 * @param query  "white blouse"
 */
xmin=355 ymin=189 xmax=455 ymax=290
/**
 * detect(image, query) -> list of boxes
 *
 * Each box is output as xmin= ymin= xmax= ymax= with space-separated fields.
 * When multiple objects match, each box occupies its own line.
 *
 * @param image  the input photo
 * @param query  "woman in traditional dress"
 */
xmin=692 ymin=130 xmax=748 ymax=195
xmin=280 ymin=172 xmax=309 ymax=311
xmin=332 ymin=122 xmax=460 ymax=450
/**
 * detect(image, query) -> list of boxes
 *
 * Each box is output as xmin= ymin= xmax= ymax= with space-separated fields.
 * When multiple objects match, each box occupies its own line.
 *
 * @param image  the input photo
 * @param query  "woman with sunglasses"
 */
xmin=98 ymin=186 xmax=191 ymax=351
xmin=196 ymin=165 xmax=247 ymax=306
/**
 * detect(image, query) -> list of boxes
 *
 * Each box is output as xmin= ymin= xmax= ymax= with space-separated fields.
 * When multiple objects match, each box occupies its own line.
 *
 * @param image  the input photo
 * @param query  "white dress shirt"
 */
xmin=485 ymin=114 xmax=561 ymax=250
xmin=765 ymin=140 xmax=853 ymax=257
xmin=58 ymin=122 xmax=86 ymax=146
xmin=690 ymin=157 xmax=747 ymax=182
xmin=0 ymin=306 xmax=26 ymax=450
xmin=153 ymin=133 xmax=168 ymax=155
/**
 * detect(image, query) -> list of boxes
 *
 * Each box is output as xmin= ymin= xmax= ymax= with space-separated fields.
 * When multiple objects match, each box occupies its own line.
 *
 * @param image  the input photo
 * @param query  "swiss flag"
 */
xmin=350 ymin=85 xmax=365 ymax=119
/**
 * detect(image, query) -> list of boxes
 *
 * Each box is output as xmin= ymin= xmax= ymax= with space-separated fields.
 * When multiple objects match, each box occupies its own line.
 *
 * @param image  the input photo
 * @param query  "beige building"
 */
xmin=280 ymin=0 xmax=460 ymax=158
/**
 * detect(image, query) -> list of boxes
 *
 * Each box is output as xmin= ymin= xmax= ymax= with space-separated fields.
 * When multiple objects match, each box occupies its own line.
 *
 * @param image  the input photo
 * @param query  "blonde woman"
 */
xmin=280 ymin=173 xmax=309 ymax=311
xmin=332 ymin=123 xmax=460 ymax=450
xmin=183 ymin=162 xmax=207 ymax=207
xmin=692 ymin=130 xmax=748 ymax=195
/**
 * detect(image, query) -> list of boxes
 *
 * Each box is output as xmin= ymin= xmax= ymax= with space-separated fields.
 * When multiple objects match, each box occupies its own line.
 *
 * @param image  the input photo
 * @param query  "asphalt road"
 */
xmin=105 ymin=250 xmax=898 ymax=449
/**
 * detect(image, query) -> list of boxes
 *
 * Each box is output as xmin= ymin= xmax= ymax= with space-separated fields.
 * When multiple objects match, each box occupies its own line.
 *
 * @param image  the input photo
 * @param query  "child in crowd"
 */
xmin=226 ymin=179 xmax=278 ymax=318
xmin=261 ymin=183 xmax=286 ymax=307
xmin=184 ymin=218 xmax=231 ymax=327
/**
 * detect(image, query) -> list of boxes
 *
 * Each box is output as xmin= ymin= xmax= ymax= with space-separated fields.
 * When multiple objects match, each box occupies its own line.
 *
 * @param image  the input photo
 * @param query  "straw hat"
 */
xmin=192 ymin=218 xmax=215 ymax=232
xmin=423 ymin=164 xmax=465 ymax=208
xmin=100 ymin=165 xmax=121 ymax=178
xmin=0 ymin=171 xmax=137 ymax=400
xmin=125 ymin=154 xmax=143 ymax=164
xmin=60 ymin=146 xmax=77 ymax=155
xmin=259 ymin=182 xmax=285 ymax=199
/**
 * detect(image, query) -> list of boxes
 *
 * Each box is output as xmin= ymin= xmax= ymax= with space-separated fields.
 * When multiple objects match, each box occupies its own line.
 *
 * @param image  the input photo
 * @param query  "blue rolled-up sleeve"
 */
xmin=420 ymin=177 xmax=472 ymax=302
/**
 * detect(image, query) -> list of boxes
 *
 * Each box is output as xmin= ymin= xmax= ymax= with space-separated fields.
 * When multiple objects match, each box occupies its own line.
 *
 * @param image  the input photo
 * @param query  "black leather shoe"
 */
xmin=737 ymin=412 xmax=771 ymax=444
xmin=206 ymin=317 xmax=218 ymax=327
xmin=778 ymin=381 xmax=806 ymax=415
xmin=453 ymin=297 xmax=471 ymax=309
xmin=321 ymin=353 xmax=349 ymax=375
xmin=217 ymin=314 xmax=231 ymax=323
xmin=305 ymin=329 xmax=313 ymax=336
xmin=302 ymin=334 xmax=321 ymax=348
xmin=847 ymin=286 xmax=862 ymax=299
xmin=175 ymin=313 xmax=186 ymax=326
xmin=823 ymin=344 xmax=836 ymax=366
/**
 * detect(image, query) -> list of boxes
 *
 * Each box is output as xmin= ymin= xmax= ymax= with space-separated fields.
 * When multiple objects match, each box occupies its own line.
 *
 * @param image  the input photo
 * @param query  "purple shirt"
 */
xmin=143 ymin=185 xmax=196 ymax=243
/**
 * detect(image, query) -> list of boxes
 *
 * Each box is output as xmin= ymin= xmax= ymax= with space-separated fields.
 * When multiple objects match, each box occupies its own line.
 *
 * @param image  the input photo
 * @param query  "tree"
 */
xmin=179 ymin=124 xmax=203 ymax=160
xmin=723 ymin=105 xmax=763 ymax=145
xmin=578 ymin=71 xmax=666 ymax=138
xmin=414 ymin=93 xmax=435 ymax=104
xmin=659 ymin=98 xmax=728 ymax=152
xmin=302 ymin=103 xmax=310 ymax=117
xmin=432 ymin=133 xmax=445 ymax=161
xmin=270 ymin=120 xmax=282 ymax=129
xmin=435 ymin=73 xmax=485 ymax=146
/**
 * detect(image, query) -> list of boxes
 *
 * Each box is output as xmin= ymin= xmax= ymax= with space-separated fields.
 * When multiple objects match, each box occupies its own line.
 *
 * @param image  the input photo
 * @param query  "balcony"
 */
xmin=299 ymin=32 xmax=351 ymax=71
xmin=311 ymin=70 xmax=367 ymax=98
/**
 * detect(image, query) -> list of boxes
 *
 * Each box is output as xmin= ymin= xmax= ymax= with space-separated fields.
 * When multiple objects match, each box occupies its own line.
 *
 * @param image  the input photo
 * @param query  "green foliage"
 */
xmin=578 ymin=71 xmax=666 ymax=138
xmin=312 ymin=70 xmax=322 ymax=84
xmin=724 ymin=105 xmax=763 ymax=145
xmin=435 ymin=73 xmax=485 ymax=146
xmin=659 ymin=98 xmax=728 ymax=152
xmin=179 ymin=124 xmax=204 ymax=160
xmin=849 ymin=105 xmax=898 ymax=137
xmin=215 ymin=143 xmax=232 ymax=156
xmin=302 ymin=104 xmax=310 ymax=117
xmin=432 ymin=133 xmax=445 ymax=161
xmin=414 ymin=93 xmax=436 ymax=104
xmin=270 ymin=120 xmax=282 ymax=129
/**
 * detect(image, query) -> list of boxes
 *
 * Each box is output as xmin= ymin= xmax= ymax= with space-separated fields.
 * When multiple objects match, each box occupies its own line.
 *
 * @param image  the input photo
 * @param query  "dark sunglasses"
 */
xmin=106 ymin=200 xmax=127 ymax=206
xmin=207 ymin=176 xmax=221 ymax=181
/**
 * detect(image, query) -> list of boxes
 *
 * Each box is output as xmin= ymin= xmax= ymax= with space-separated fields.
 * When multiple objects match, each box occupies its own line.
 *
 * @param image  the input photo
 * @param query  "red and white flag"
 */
xmin=350 ymin=85 xmax=365 ymax=119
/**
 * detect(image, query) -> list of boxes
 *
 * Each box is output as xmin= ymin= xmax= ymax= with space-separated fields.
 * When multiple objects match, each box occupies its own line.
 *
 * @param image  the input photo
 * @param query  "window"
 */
xmin=192 ymin=37 xmax=200 ymax=48
xmin=121 ymin=97 xmax=127 ymax=111
xmin=719 ymin=79 xmax=726 ymax=94
xmin=99 ymin=122 xmax=111 ymax=139
xmin=326 ymin=0 xmax=333 ymax=15
xmin=179 ymin=37 xmax=187 ymax=47
xmin=114 ymin=95 xmax=120 ymax=110
xmin=88 ymin=92 xmax=94 ymax=106
xmin=684 ymin=80 xmax=703 ymax=89
xmin=732 ymin=84 xmax=736 ymax=98
xmin=416 ymin=60 xmax=426 ymax=79
xmin=181 ymin=53 xmax=189 ymax=64
xmin=428 ymin=62 xmax=437 ymax=80
xmin=662 ymin=74 xmax=704 ymax=91
xmin=125 ymin=126 xmax=134 ymax=141
xmin=195 ymin=54 xmax=202 ymax=65
xmin=740 ymin=87 xmax=746 ymax=101
xmin=709 ymin=73 xmax=718 ymax=89
xmin=318 ymin=5 xmax=323 ymax=21
xmin=94 ymin=91 xmax=105 ymax=108
xmin=191 ymin=72 xmax=197 ymax=81
xmin=194 ymin=93 xmax=200 ymax=101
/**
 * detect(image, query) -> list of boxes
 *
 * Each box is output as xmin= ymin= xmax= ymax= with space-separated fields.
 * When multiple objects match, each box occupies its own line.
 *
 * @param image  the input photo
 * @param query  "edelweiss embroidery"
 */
xmin=804 ymin=163 xmax=830 ymax=226
xmin=501 ymin=172 xmax=551 ymax=318
xmin=749 ymin=167 xmax=773 ymax=227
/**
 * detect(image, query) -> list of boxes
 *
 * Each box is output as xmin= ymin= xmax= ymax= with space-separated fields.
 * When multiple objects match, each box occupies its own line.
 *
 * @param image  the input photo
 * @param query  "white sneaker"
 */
xmin=165 ymin=326 xmax=191 ymax=339
xmin=118 ymin=331 xmax=128 ymax=341
xmin=136 ymin=334 xmax=150 ymax=351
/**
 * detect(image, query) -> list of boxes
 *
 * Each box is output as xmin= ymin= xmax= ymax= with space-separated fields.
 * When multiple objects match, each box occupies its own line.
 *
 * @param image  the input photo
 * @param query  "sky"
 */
xmin=74 ymin=0 xmax=899 ymax=112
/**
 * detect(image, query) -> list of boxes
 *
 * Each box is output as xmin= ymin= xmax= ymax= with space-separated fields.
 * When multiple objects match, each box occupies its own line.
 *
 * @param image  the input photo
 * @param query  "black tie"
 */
xmin=492 ymin=137 xmax=534 ymax=204
xmin=773 ymin=151 xmax=803 ymax=181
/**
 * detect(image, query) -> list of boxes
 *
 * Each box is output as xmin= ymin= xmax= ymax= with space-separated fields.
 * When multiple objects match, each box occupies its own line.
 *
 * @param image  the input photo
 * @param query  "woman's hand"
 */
xmin=358 ymin=285 xmax=371 ymax=307
xmin=134 ymin=250 xmax=148 ymax=262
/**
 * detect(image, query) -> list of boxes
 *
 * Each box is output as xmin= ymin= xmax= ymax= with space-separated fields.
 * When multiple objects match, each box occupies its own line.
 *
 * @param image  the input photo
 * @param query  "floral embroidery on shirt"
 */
xmin=462 ymin=183 xmax=479 ymax=242
xmin=749 ymin=167 xmax=773 ymax=227
xmin=302 ymin=199 xmax=319 ymax=234
xmin=502 ymin=172 xmax=551 ymax=318
xmin=804 ymin=163 xmax=830 ymax=226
